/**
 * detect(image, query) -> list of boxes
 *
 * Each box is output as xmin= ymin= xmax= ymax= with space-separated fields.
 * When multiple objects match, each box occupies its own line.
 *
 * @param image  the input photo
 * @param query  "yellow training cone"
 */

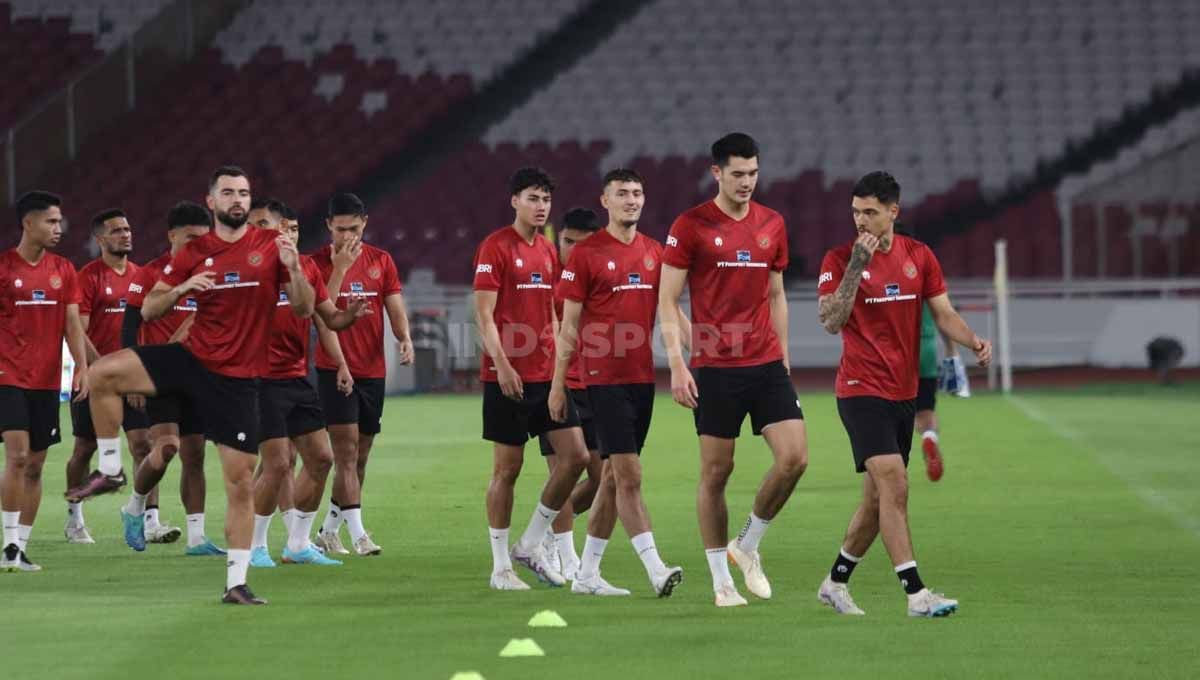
xmin=528 ymin=610 xmax=568 ymax=628
xmin=449 ymin=673 xmax=485 ymax=680
xmin=499 ymin=638 xmax=546 ymax=657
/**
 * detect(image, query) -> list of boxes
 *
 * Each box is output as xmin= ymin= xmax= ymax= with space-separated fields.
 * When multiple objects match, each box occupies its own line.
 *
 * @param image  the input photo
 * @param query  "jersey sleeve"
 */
xmin=661 ymin=216 xmax=695 ymax=270
xmin=63 ymin=263 xmax=82 ymax=306
xmin=381 ymin=253 xmax=402 ymax=296
xmin=77 ymin=266 xmax=96 ymax=314
xmin=817 ymin=249 xmax=847 ymax=296
xmin=771 ymin=218 xmax=789 ymax=272
xmin=559 ymin=246 xmax=589 ymax=303
xmin=304 ymin=259 xmax=330 ymax=305
xmin=472 ymin=237 xmax=505 ymax=291
xmin=125 ymin=267 xmax=152 ymax=307
xmin=921 ymin=246 xmax=947 ymax=299
xmin=161 ymin=244 xmax=199 ymax=288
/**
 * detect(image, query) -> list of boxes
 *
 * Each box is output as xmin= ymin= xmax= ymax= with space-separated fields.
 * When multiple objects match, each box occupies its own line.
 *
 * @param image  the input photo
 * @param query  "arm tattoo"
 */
xmin=818 ymin=243 xmax=872 ymax=334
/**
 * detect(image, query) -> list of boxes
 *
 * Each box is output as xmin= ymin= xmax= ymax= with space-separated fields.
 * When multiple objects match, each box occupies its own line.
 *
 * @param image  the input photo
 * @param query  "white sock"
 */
xmin=288 ymin=511 xmax=316 ymax=553
xmin=17 ymin=524 xmax=32 ymax=552
xmin=343 ymin=508 xmax=366 ymax=542
xmin=279 ymin=509 xmax=296 ymax=534
xmin=186 ymin=513 xmax=206 ymax=547
xmin=144 ymin=507 xmax=160 ymax=529
xmin=631 ymin=531 xmax=667 ymax=577
xmin=123 ymin=491 xmax=148 ymax=517
xmin=97 ymin=437 xmax=122 ymax=476
xmin=518 ymin=502 xmax=559 ymax=551
xmin=922 ymin=430 xmax=939 ymax=443
xmin=320 ymin=501 xmax=342 ymax=535
xmin=705 ymin=548 xmax=734 ymax=590
xmin=489 ymin=527 xmax=512 ymax=573
xmin=578 ymin=535 xmax=608 ymax=580
xmin=3 ymin=511 xmax=20 ymax=547
xmin=554 ymin=531 xmax=579 ymax=567
xmin=252 ymin=514 xmax=272 ymax=550
xmin=736 ymin=512 xmax=770 ymax=553
xmin=226 ymin=549 xmax=250 ymax=590
xmin=66 ymin=501 xmax=85 ymax=528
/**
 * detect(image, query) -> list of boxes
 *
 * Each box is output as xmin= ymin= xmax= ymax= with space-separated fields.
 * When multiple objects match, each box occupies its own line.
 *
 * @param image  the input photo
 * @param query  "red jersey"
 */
xmin=662 ymin=200 xmax=788 ymax=368
xmin=0 ymin=249 xmax=81 ymax=390
xmin=160 ymin=227 xmax=291 ymax=378
xmin=310 ymin=243 xmax=402 ymax=379
xmin=560 ymin=229 xmax=662 ymax=385
xmin=126 ymin=251 xmax=197 ymax=346
xmin=268 ymin=256 xmax=329 ymax=380
xmin=472 ymin=226 xmax=558 ymax=383
xmin=818 ymin=234 xmax=947 ymax=401
xmin=552 ymin=283 xmax=584 ymax=390
xmin=78 ymin=258 xmax=140 ymax=357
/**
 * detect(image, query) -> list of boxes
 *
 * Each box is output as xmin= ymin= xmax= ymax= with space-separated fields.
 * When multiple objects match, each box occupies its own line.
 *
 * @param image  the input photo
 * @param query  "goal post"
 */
xmin=993 ymin=239 xmax=1013 ymax=393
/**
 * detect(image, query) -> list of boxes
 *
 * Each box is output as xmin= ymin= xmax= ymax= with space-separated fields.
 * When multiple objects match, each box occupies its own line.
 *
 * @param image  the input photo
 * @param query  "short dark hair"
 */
xmin=208 ymin=165 xmax=248 ymax=192
xmin=279 ymin=203 xmax=296 ymax=221
xmin=560 ymin=207 xmax=600 ymax=232
xmin=602 ymin=168 xmax=644 ymax=189
xmin=852 ymin=171 xmax=901 ymax=205
xmin=166 ymin=201 xmax=212 ymax=230
xmin=328 ymin=193 xmax=366 ymax=218
xmin=711 ymin=133 xmax=759 ymax=167
xmin=16 ymin=190 xmax=62 ymax=225
xmin=251 ymin=197 xmax=287 ymax=216
xmin=91 ymin=208 xmax=126 ymax=234
xmin=510 ymin=167 xmax=555 ymax=196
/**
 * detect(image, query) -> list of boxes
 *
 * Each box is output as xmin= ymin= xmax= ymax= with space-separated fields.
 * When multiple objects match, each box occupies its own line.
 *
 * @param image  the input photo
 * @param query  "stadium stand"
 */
xmin=0 ymin=0 xmax=174 ymax=130
xmin=25 ymin=0 xmax=588 ymax=263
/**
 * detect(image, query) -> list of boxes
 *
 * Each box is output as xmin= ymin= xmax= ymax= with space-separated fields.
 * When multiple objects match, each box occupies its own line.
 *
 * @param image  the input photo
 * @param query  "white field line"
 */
xmin=1010 ymin=396 xmax=1200 ymax=540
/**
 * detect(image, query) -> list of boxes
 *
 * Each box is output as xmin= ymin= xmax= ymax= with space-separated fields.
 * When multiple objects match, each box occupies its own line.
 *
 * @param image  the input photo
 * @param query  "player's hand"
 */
xmin=973 ymin=336 xmax=993 ymax=368
xmin=497 ymin=363 xmax=524 ymax=401
xmin=346 ymin=295 xmax=372 ymax=319
xmin=336 ymin=364 xmax=354 ymax=396
xmin=397 ymin=336 xmax=415 ymax=365
xmin=548 ymin=384 xmax=568 ymax=423
xmin=851 ymin=232 xmax=880 ymax=265
xmin=276 ymin=236 xmax=300 ymax=270
xmin=126 ymin=394 xmax=146 ymax=411
xmin=72 ymin=369 xmax=89 ymax=402
xmin=670 ymin=365 xmax=698 ymax=409
xmin=177 ymin=272 xmax=216 ymax=295
xmin=333 ymin=236 xmax=362 ymax=272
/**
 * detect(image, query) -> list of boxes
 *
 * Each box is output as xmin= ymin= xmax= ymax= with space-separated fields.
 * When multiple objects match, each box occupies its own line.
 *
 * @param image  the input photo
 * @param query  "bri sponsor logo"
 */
xmin=476 ymin=263 xmax=493 ymax=274
xmin=666 ymin=235 xmax=678 ymax=247
xmin=561 ymin=270 xmax=576 ymax=282
xmin=819 ymin=272 xmax=833 ymax=285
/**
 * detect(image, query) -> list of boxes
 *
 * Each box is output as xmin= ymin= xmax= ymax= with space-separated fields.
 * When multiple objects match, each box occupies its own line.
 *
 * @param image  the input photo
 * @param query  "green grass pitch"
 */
xmin=5 ymin=383 xmax=1199 ymax=679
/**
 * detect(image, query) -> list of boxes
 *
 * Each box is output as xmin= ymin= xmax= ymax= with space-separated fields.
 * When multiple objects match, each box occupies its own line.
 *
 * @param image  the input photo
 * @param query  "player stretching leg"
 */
xmin=816 ymin=171 xmax=991 ymax=617
xmin=72 ymin=166 xmax=314 ymax=603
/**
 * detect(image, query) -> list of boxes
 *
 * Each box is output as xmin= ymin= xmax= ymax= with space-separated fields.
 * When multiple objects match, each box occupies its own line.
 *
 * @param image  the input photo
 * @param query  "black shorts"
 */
xmin=837 ymin=396 xmax=916 ymax=473
xmin=318 ymin=370 xmax=385 ymax=436
xmin=916 ymin=377 xmax=938 ymax=412
xmin=483 ymin=381 xmax=580 ymax=446
xmin=693 ymin=360 xmax=804 ymax=439
xmin=133 ymin=343 xmax=260 ymax=454
xmin=0 ymin=386 xmax=62 ymax=452
xmin=538 ymin=388 xmax=597 ymax=455
xmin=588 ymin=383 xmax=655 ymax=458
xmin=261 ymin=377 xmax=325 ymax=441
xmin=70 ymin=394 xmax=149 ymax=440
xmin=146 ymin=394 xmax=205 ymax=437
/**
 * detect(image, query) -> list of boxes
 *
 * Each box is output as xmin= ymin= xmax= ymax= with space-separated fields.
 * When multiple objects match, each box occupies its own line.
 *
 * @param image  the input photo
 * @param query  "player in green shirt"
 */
xmin=916 ymin=304 xmax=944 ymax=480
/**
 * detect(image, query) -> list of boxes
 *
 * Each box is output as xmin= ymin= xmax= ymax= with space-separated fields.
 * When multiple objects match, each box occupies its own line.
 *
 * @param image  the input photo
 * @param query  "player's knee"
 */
xmin=492 ymin=462 xmax=522 ymax=486
xmin=71 ymin=440 xmax=97 ymax=460
xmin=614 ymin=468 xmax=643 ymax=496
xmin=778 ymin=448 xmax=808 ymax=479
xmin=23 ymin=459 xmax=44 ymax=481
xmin=4 ymin=447 xmax=31 ymax=469
xmin=700 ymin=458 xmax=734 ymax=485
